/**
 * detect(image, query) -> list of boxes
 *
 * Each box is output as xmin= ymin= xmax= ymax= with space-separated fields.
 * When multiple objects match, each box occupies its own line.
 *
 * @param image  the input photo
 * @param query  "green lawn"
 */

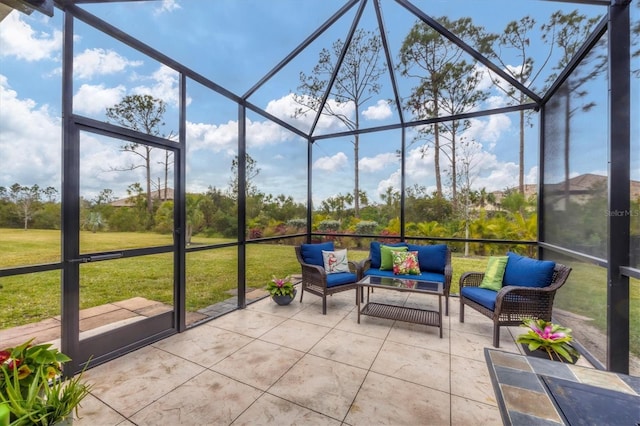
xmin=1 ymin=229 xmax=637 ymax=359
xmin=555 ymin=261 xmax=640 ymax=359
xmin=0 ymin=228 xmax=484 ymax=329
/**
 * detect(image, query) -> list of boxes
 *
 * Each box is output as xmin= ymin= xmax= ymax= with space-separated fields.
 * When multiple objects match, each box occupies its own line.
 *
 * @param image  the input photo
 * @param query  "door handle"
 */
xmin=68 ymin=253 xmax=124 ymax=263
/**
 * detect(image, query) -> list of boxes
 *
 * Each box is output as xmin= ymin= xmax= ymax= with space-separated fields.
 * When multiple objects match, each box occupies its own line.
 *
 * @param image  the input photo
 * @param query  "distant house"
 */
xmin=110 ymin=188 xmax=175 ymax=207
xmin=489 ymin=173 xmax=640 ymax=211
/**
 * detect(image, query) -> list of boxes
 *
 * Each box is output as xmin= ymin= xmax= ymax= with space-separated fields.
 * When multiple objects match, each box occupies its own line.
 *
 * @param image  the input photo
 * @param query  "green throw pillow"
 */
xmin=380 ymin=245 xmax=408 ymax=270
xmin=479 ymin=256 xmax=508 ymax=291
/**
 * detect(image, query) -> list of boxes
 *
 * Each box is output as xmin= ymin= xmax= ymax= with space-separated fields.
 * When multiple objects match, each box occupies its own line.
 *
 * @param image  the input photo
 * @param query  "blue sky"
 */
xmin=1 ymin=0 xmax=634 ymax=207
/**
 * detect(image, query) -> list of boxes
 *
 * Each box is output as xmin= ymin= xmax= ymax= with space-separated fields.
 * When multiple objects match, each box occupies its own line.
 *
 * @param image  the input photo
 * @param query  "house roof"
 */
xmin=110 ymin=188 xmax=175 ymax=207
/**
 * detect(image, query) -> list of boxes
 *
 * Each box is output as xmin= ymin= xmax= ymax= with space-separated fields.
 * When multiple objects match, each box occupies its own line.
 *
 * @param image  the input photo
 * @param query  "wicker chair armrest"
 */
xmin=348 ymin=260 xmax=360 ymax=276
xmin=359 ymin=258 xmax=372 ymax=273
xmin=496 ymin=284 xmax=557 ymax=300
xmin=299 ymin=262 xmax=327 ymax=278
xmin=444 ymin=263 xmax=453 ymax=285
xmin=459 ymin=272 xmax=485 ymax=288
xmin=494 ymin=285 xmax=557 ymax=316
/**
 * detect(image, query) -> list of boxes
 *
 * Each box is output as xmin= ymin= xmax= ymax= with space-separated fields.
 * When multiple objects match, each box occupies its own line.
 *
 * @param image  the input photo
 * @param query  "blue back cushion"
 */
xmin=301 ymin=242 xmax=334 ymax=267
xmin=369 ymin=241 xmax=407 ymax=269
xmin=407 ymin=244 xmax=447 ymax=273
xmin=503 ymin=252 xmax=556 ymax=288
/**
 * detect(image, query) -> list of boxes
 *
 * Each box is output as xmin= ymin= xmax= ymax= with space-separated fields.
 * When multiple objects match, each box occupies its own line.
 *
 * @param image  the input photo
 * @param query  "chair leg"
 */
xmin=299 ymin=286 xmax=304 ymax=302
xmin=459 ymin=299 xmax=465 ymax=323
xmin=493 ymin=323 xmax=500 ymax=347
xmin=445 ymin=296 xmax=449 ymax=316
xmin=322 ymin=296 xmax=327 ymax=315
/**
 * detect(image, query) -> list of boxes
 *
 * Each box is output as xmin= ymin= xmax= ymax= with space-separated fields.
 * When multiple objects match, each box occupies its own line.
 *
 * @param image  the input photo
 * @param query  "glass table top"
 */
xmin=357 ymin=275 xmax=443 ymax=294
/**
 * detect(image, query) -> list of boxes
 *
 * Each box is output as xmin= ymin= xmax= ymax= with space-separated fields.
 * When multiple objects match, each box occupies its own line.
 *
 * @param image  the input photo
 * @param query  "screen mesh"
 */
xmin=542 ymin=35 xmax=608 ymax=260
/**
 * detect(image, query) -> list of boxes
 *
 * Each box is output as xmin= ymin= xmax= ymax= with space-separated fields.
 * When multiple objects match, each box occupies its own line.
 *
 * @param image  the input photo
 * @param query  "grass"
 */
xmin=1 ymin=229 xmax=637 ymax=359
xmin=555 ymin=261 xmax=640 ymax=360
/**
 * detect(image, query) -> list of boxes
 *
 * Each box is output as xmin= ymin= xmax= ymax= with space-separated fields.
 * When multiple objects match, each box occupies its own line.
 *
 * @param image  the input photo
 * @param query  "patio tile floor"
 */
xmin=64 ymin=288 xmax=592 ymax=425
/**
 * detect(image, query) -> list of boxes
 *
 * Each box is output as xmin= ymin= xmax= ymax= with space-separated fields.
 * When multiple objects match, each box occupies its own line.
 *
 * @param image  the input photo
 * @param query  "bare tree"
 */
xmin=398 ymin=17 xmax=491 ymax=208
xmin=294 ymin=29 xmax=385 ymax=218
xmin=9 ymin=183 xmax=41 ymax=230
xmin=106 ymin=94 xmax=173 ymax=220
xmin=455 ymin=138 xmax=483 ymax=256
xmin=229 ymin=153 xmax=261 ymax=199
xmin=481 ymin=16 xmax=554 ymax=194
xmin=542 ymin=11 xmax=605 ymax=196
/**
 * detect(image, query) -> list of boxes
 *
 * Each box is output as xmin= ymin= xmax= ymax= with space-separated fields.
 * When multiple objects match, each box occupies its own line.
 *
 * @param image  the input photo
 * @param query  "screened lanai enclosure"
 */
xmin=0 ymin=0 xmax=638 ymax=376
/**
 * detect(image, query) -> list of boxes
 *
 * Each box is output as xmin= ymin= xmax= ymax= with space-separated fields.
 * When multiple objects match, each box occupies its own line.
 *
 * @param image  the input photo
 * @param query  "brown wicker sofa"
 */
xmin=360 ymin=242 xmax=453 ymax=315
xmin=459 ymin=253 xmax=572 ymax=347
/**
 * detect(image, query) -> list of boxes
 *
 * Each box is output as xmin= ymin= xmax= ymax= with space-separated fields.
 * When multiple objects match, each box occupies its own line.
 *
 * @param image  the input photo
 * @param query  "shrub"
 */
xmin=317 ymin=220 xmax=340 ymax=232
xmin=355 ymin=220 xmax=378 ymax=235
xmin=286 ymin=218 xmax=307 ymax=230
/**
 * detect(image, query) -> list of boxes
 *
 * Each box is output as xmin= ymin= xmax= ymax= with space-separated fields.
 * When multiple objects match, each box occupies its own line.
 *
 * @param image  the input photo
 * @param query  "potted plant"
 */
xmin=266 ymin=275 xmax=296 ymax=305
xmin=0 ymin=339 xmax=91 ymax=425
xmin=516 ymin=319 xmax=580 ymax=363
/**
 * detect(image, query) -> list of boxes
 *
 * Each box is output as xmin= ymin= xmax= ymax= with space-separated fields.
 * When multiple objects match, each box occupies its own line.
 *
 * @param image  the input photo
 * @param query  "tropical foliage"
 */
xmin=516 ymin=319 xmax=580 ymax=363
xmin=0 ymin=340 xmax=91 ymax=425
xmin=266 ymin=276 xmax=295 ymax=298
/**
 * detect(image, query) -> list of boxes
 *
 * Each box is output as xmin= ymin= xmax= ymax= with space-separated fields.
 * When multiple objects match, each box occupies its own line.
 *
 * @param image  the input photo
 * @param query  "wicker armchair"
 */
xmin=295 ymin=245 xmax=360 ymax=314
xmin=459 ymin=263 xmax=572 ymax=347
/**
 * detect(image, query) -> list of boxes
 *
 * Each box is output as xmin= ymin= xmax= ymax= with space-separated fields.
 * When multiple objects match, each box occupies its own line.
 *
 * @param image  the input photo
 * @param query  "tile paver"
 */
xmin=6 ymin=292 xmax=601 ymax=425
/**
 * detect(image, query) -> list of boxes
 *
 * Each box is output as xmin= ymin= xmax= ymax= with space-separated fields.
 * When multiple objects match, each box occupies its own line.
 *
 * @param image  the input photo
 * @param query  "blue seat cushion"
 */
xmin=369 ymin=241 xmax=407 ymax=269
xmin=364 ymin=268 xmax=445 ymax=284
xmin=503 ymin=252 xmax=555 ymax=288
xmin=326 ymin=272 xmax=357 ymax=288
xmin=407 ymin=244 xmax=447 ymax=273
xmin=300 ymin=242 xmax=334 ymax=267
xmin=461 ymin=286 xmax=497 ymax=311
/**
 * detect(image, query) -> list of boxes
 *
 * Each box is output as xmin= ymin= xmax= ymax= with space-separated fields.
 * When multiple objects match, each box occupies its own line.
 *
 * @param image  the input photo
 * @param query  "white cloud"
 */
xmin=0 ymin=12 xmax=62 ymax=62
xmin=265 ymin=93 xmax=351 ymax=134
xmin=0 ymin=75 xmax=61 ymax=187
xmin=186 ymin=116 xmax=298 ymax=155
xmin=313 ymin=152 xmax=348 ymax=172
xmin=474 ymin=64 xmax=493 ymax=92
xmin=464 ymin=114 xmax=512 ymax=148
xmin=526 ymin=166 xmax=539 ymax=185
xmin=187 ymin=120 xmax=237 ymax=154
xmin=73 ymin=48 xmax=142 ymax=79
xmin=132 ymin=65 xmax=185 ymax=107
xmin=362 ymin=100 xmax=392 ymax=120
xmin=475 ymin=161 xmax=520 ymax=191
xmin=359 ymin=152 xmax=398 ymax=173
xmin=405 ymin=145 xmax=434 ymax=180
xmin=73 ymin=84 xmax=126 ymax=115
xmin=376 ymin=169 xmax=401 ymax=196
xmin=154 ymin=0 xmax=181 ymax=15
xmin=247 ymin=119 xmax=297 ymax=146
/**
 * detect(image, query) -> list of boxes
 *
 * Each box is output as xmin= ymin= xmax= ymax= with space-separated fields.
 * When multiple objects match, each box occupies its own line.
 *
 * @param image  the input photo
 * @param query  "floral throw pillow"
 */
xmin=392 ymin=251 xmax=420 ymax=275
xmin=322 ymin=249 xmax=350 ymax=274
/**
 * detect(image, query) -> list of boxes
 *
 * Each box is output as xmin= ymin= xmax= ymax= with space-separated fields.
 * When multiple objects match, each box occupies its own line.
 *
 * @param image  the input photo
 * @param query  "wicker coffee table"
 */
xmin=356 ymin=275 xmax=444 ymax=338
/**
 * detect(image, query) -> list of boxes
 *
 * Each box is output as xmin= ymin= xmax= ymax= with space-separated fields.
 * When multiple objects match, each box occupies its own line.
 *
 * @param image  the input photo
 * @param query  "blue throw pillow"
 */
xmin=301 ymin=242 xmax=334 ymax=267
xmin=369 ymin=241 xmax=407 ymax=269
xmin=503 ymin=252 xmax=556 ymax=288
xmin=407 ymin=244 xmax=447 ymax=273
